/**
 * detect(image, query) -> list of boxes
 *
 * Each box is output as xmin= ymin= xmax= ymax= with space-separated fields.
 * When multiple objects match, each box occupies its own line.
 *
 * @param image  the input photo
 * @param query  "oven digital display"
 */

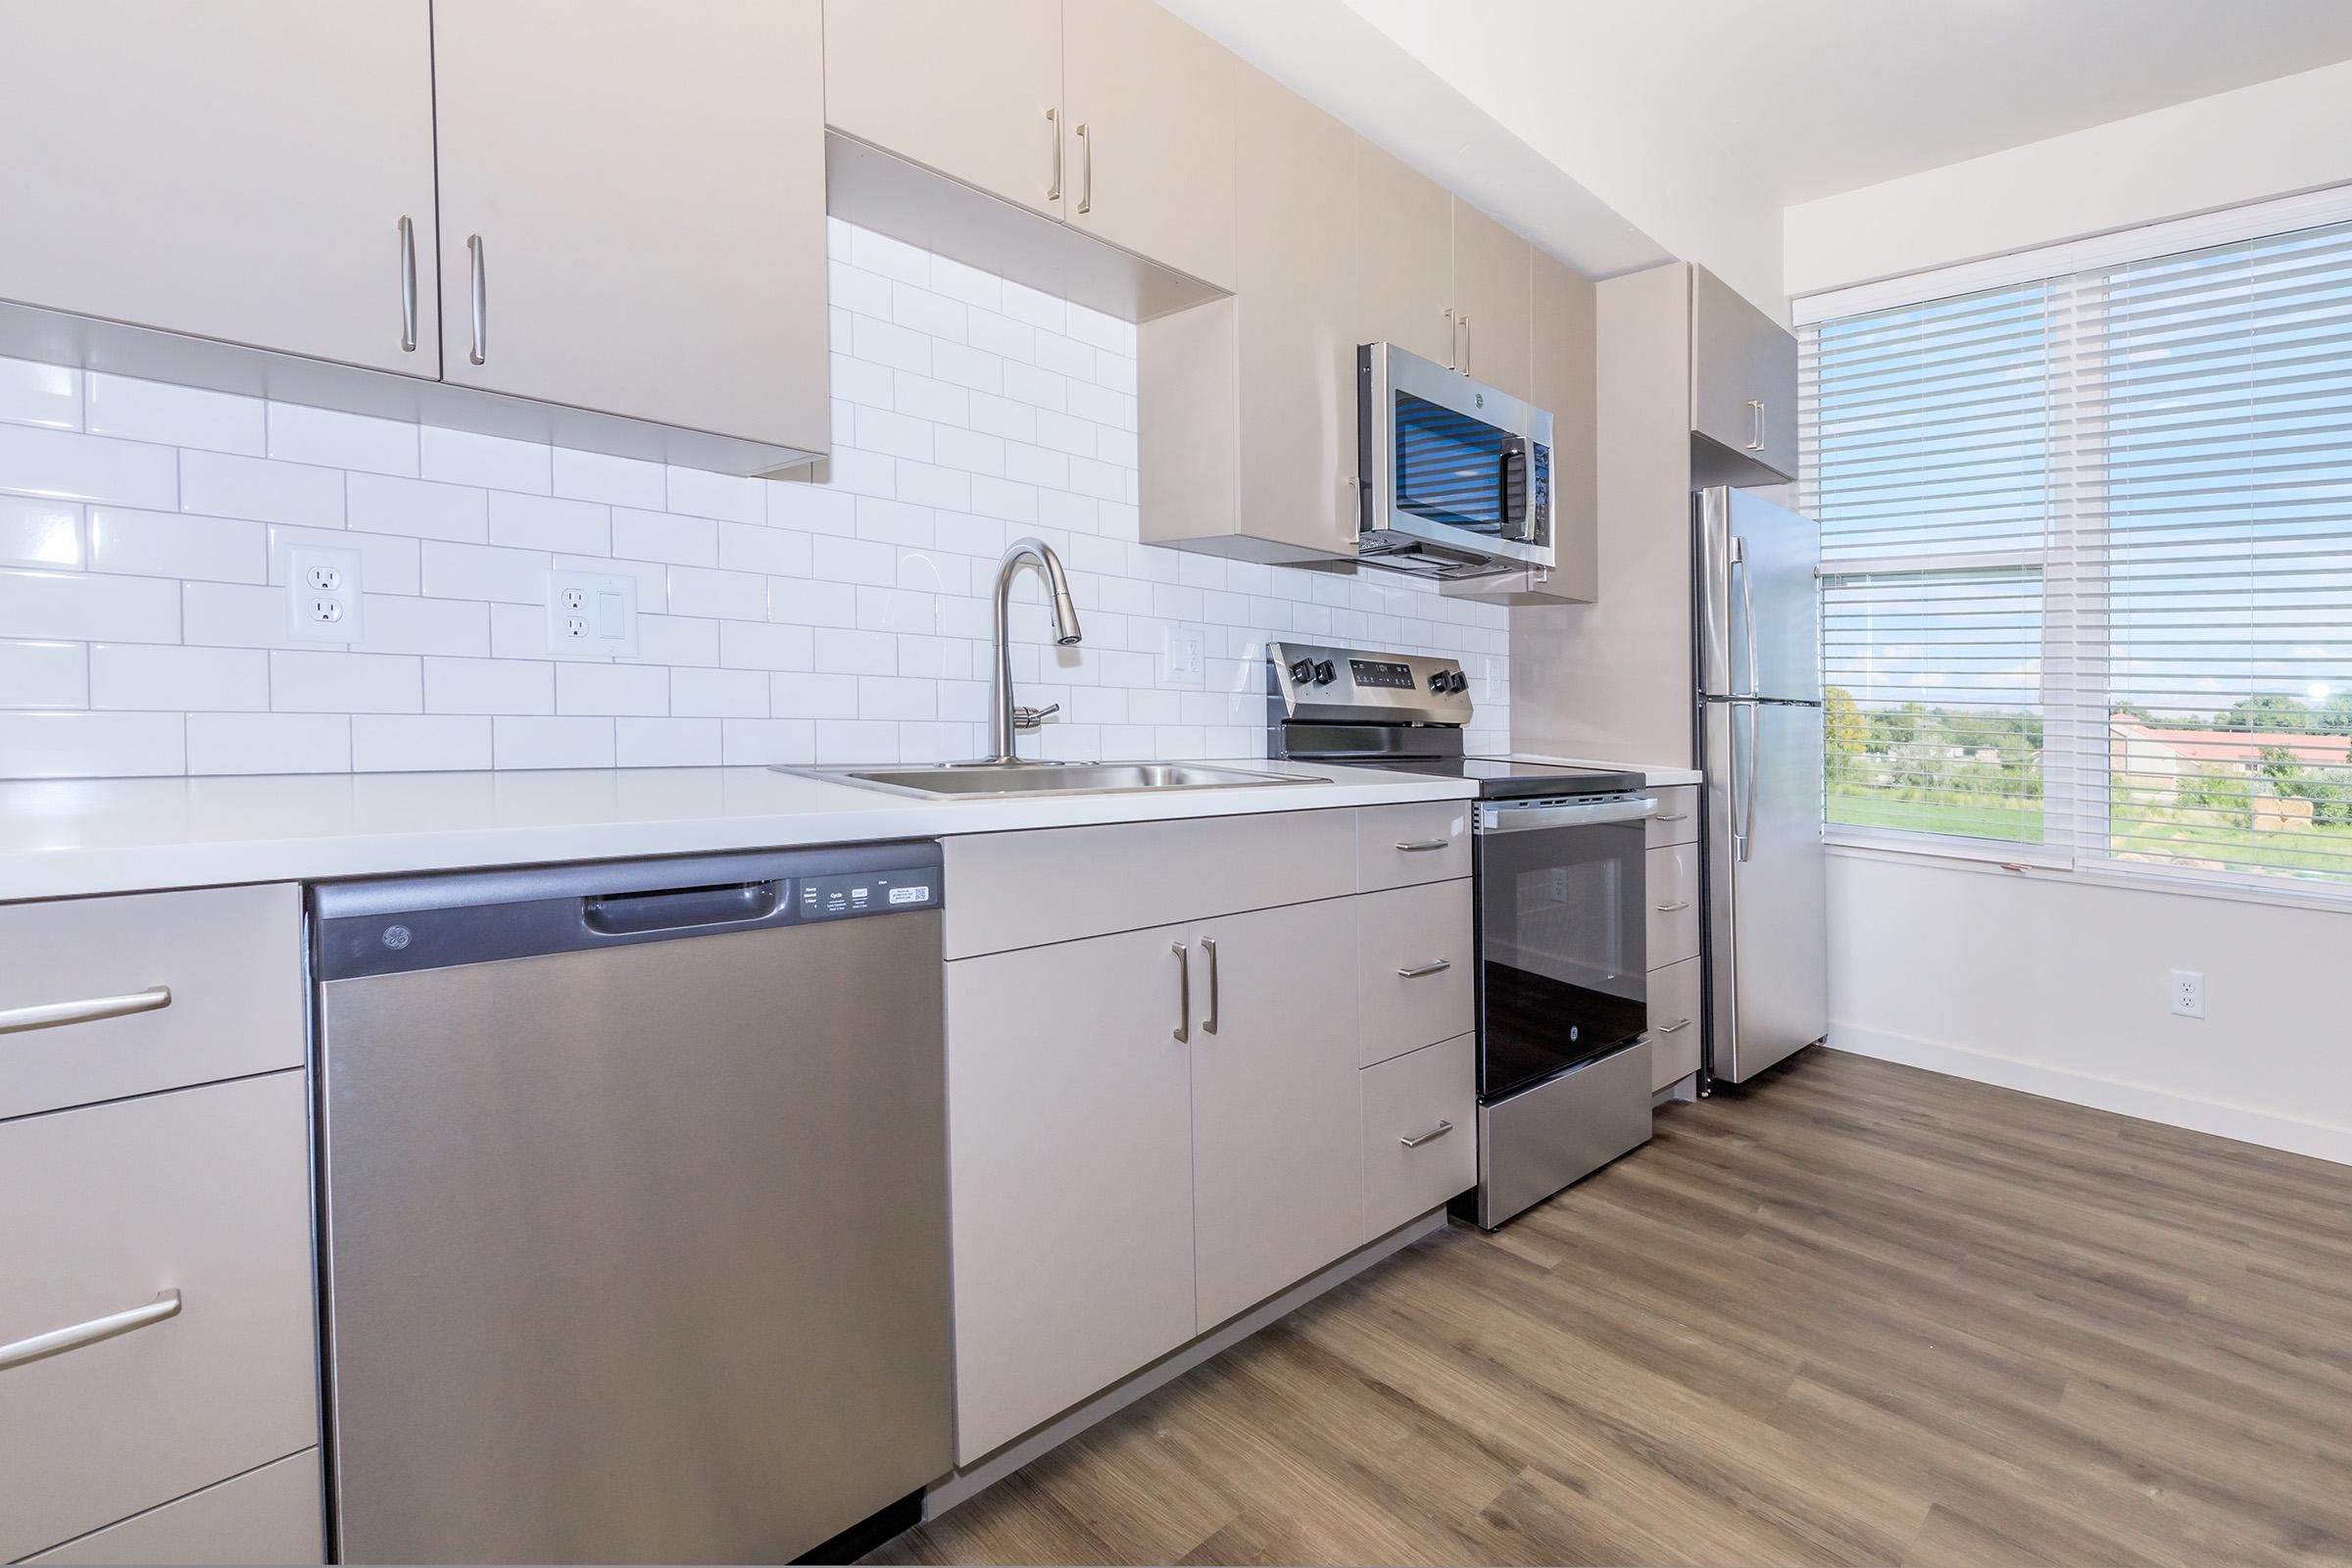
xmin=1349 ymin=660 xmax=1414 ymax=689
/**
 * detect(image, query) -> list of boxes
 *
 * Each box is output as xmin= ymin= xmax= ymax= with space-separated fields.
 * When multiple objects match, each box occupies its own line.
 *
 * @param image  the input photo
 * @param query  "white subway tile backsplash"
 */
xmin=0 ymin=357 xmax=81 ymax=431
xmin=0 ymin=222 xmax=1507 ymax=777
xmin=0 ymin=494 xmax=83 ymax=567
xmin=90 ymin=643 xmax=268 ymax=711
xmin=0 ymin=640 xmax=87 ymax=709
xmin=0 ymin=423 xmax=176 ymax=508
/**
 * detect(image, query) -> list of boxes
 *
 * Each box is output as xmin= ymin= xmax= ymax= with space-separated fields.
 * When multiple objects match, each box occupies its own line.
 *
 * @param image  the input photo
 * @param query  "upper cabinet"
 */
xmin=0 ymin=2 xmax=440 ymax=377
xmin=1689 ymin=264 xmax=1797 ymax=482
xmin=431 ymin=0 xmax=827 ymax=450
xmin=1062 ymin=0 xmax=1240 ymax=289
xmin=1448 ymin=200 xmax=1532 ymax=402
xmin=822 ymin=0 xmax=1066 ymax=222
xmin=1356 ymin=145 xmax=1455 ymax=367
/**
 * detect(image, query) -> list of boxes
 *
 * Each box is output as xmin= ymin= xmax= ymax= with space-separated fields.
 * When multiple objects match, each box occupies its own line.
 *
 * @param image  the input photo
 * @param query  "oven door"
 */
xmin=1474 ymin=796 xmax=1654 ymax=1100
xmin=1359 ymin=342 xmax=1554 ymax=571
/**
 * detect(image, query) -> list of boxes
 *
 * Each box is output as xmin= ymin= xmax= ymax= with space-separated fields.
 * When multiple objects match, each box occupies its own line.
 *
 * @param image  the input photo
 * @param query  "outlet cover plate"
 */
xmin=286 ymin=543 xmax=364 ymax=643
xmin=2171 ymin=968 xmax=2205 ymax=1018
xmin=1160 ymin=623 xmax=1207 ymax=688
xmin=546 ymin=569 xmax=639 ymax=660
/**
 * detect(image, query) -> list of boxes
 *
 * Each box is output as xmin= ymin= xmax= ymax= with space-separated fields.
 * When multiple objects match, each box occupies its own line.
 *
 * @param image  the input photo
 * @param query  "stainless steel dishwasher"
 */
xmin=311 ymin=844 xmax=951 ymax=1565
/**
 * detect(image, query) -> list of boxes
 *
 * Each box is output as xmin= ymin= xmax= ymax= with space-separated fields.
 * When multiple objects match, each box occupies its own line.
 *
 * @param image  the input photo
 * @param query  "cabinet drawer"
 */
xmin=1361 ymin=1034 xmax=1476 ymax=1241
xmin=1355 ymin=879 xmax=1474 ymax=1067
xmin=27 ymin=1448 xmax=322 ymax=1565
xmin=1644 ymin=843 xmax=1700 ymax=968
xmin=1645 ymin=785 xmax=1699 ymax=847
xmin=0 ymin=884 xmax=303 ymax=1122
xmin=1356 ymin=800 xmax=1473 ymax=891
xmin=944 ymin=808 xmax=1355 ymax=958
xmin=1644 ymin=956 xmax=1702 ymax=1091
xmin=0 ymin=1072 xmax=318 ymax=1561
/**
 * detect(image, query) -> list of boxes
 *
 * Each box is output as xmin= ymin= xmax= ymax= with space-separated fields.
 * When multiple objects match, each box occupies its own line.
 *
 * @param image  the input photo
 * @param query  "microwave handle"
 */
xmin=1498 ymin=438 xmax=1529 ymax=542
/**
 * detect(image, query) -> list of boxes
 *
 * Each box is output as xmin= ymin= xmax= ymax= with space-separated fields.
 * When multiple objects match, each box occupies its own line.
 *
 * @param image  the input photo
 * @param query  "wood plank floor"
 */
xmin=867 ymin=1048 xmax=2352 ymax=1566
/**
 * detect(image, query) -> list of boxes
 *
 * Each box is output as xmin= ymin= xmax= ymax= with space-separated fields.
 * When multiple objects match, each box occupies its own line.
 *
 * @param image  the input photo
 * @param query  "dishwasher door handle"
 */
xmin=581 ymin=881 xmax=784 ymax=937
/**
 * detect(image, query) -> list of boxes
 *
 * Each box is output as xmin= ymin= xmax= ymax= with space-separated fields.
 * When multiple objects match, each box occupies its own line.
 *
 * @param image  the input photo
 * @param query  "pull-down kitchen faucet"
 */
xmin=976 ymin=536 xmax=1083 ymax=765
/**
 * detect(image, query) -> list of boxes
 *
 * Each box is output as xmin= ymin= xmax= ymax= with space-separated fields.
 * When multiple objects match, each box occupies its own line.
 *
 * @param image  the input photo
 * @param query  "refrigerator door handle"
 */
xmin=1732 ymin=699 xmax=1758 ymax=863
xmin=1733 ymin=533 xmax=1759 ymax=700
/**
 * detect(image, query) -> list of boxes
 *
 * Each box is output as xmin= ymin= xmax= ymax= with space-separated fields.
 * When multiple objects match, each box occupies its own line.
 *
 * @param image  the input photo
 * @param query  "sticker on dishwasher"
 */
xmin=889 ymin=885 xmax=931 ymax=905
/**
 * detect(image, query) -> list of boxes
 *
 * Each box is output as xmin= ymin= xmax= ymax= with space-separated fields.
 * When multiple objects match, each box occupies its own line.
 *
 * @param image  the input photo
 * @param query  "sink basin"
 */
xmin=777 ymin=760 xmax=1328 ymax=800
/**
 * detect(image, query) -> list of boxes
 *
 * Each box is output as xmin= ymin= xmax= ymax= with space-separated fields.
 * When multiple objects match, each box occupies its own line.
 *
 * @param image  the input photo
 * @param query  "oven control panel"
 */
xmin=1267 ymin=642 xmax=1476 ymax=724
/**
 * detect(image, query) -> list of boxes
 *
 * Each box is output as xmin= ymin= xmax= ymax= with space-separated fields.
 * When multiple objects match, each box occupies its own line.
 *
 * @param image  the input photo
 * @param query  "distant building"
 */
xmin=2109 ymin=715 xmax=2348 ymax=821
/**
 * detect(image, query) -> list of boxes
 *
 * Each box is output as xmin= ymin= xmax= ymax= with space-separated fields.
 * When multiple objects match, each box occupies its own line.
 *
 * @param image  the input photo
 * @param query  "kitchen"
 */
xmin=4 ymin=4 xmax=2351 ymax=1565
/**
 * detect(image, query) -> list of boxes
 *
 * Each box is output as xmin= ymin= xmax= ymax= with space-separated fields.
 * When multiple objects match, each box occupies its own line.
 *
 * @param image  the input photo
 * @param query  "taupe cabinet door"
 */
xmin=1449 ymin=199 xmax=1532 ymax=401
xmin=0 ymin=2 xmax=437 ymax=375
xmin=1188 ymin=903 xmax=1361 ymax=1330
xmin=1234 ymin=71 xmax=1361 ymax=559
xmin=1529 ymin=247 xmax=1598 ymax=602
xmin=945 ymin=923 xmax=1198 ymax=1462
xmin=1690 ymin=264 xmax=1797 ymax=479
xmin=1062 ymin=0 xmax=1238 ymax=288
xmin=1357 ymin=144 xmax=1454 ymax=366
xmin=432 ymin=0 xmax=828 ymax=448
xmin=823 ymin=0 xmax=1065 ymax=220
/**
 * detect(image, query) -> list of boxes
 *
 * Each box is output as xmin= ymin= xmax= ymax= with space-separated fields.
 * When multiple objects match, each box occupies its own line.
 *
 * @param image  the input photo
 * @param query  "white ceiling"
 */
xmin=1169 ymin=0 xmax=2352 ymax=314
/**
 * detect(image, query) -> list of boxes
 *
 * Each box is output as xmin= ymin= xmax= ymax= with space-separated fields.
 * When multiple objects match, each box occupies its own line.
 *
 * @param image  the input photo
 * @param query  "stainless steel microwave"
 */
xmin=1356 ymin=341 xmax=1554 ymax=578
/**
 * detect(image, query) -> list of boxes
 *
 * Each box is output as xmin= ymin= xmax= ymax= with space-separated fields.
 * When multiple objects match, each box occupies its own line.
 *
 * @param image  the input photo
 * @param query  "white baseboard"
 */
xmin=1827 ymin=1025 xmax=2352 ymax=1168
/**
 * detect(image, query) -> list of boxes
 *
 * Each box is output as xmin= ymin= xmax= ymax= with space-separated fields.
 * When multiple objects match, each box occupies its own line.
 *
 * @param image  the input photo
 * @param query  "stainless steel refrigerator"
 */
xmin=1694 ymin=487 xmax=1829 ymax=1083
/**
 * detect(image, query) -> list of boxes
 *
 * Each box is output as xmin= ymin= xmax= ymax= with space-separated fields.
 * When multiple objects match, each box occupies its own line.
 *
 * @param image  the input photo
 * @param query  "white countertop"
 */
xmin=1507 ymin=753 xmax=1706 ymax=788
xmin=0 ymin=760 xmax=1477 ymax=903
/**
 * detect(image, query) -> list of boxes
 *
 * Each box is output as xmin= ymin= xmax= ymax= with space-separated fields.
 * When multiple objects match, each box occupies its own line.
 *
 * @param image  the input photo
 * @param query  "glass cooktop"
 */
xmin=1354 ymin=756 xmax=1645 ymax=799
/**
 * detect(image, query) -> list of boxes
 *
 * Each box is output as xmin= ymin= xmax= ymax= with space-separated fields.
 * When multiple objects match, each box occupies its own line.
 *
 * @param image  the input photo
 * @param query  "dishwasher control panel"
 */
xmin=798 ymin=868 xmax=936 ymax=919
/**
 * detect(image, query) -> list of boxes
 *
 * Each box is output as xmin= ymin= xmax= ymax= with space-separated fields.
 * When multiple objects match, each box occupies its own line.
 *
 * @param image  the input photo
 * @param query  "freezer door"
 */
xmin=1695 ymin=488 xmax=1822 ymax=703
xmin=1702 ymin=699 xmax=1828 ymax=1083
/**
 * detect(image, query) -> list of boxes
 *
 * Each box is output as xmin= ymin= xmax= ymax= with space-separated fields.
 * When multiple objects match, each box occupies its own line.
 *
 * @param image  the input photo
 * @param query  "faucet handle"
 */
xmin=1012 ymin=703 xmax=1060 ymax=731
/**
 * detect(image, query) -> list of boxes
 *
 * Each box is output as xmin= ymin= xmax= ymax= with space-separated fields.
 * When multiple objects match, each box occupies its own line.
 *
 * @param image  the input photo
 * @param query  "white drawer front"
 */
xmin=0 ymin=1072 xmax=319 ymax=1562
xmin=0 ymin=883 xmax=303 ymax=1122
xmin=1355 ymin=800 xmax=1473 ymax=892
xmin=1645 ymin=785 xmax=1699 ymax=847
xmin=1354 ymin=879 xmax=1474 ymax=1067
xmin=1644 ymin=956 xmax=1702 ymax=1090
xmin=1644 ymin=843 xmax=1701 ymax=968
xmin=944 ymin=808 xmax=1355 ymax=958
xmin=28 ymin=1448 xmax=322 ymax=1565
xmin=1361 ymin=1034 xmax=1477 ymax=1241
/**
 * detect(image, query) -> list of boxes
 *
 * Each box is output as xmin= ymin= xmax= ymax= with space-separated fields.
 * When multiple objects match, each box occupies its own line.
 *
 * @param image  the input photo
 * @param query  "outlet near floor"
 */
xmin=2171 ymin=969 xmax=2205 ymax=1018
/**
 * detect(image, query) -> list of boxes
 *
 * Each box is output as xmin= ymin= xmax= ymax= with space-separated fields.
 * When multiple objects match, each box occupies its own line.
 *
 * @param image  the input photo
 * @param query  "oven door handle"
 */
xmin=1479 ymin=796 xmax=1658 ymax=832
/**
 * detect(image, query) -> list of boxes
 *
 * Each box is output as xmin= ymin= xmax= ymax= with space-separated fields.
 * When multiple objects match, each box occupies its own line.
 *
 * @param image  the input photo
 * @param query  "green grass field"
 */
xmin=1828 ymin=785 xmax=2352 ymax=882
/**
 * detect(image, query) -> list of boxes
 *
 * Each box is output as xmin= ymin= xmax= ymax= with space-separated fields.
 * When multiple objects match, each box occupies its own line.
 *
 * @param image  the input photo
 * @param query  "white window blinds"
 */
xmin=1800 ymin=211 xmax=2352 ymax=895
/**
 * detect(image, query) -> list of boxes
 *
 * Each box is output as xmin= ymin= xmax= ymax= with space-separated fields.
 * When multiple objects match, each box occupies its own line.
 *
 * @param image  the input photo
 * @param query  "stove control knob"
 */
xmin=1428 ymin=671 xmax=1450 ymax=693
xmin=1312 ymin=660 xmax=1337 ymax=686
xmin=1447 ymin=670 xmax=1470 ymax=694
xmin=1288 ymin=658 xmax=1315 ymax=685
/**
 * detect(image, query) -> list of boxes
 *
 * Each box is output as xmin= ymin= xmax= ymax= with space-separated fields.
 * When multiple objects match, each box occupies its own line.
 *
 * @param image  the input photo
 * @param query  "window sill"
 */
xmin=1826 ymin=830 xmax=2352 ymax=918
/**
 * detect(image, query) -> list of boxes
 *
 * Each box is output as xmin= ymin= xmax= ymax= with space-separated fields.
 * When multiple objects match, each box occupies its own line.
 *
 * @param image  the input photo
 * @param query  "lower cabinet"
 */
xmin=26 ymin=1449 xmax=322 ymax=1566
xmin=1362 ymin=1034 xmax=1479 ymax=1239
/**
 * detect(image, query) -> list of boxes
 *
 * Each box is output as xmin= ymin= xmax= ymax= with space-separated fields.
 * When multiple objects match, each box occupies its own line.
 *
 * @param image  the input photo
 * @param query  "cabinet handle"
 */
xmin=1658 ymin=1018 xmax=1692 ymax=1034
xmin=0 ymin=985 xmax=171 ymax=1037
xmin=1654 ymin=901 xmax=1691 ymax=913
xmin=1200 ymin=936 xmax=1219 ymax=1034
xmin=1075 ymin=122 xmax=1092 ymax=215
xmin=1395 ymin=838 xmax=1450 ymax=853
xmin=1045 ymin=107 xmax=1062 ymax=202
xmin=397 ymin=215 xmax=417 ymax=354
xmin=1396 ymin=959 xmax=1452 ymax=979
xmin=1444 ymin=308 xmax=1456 ymax=368
xmin=1400 ymin=1120 xmax=1453 ymax=1150
xmin=1747 ymin=399 xmax=1765 ymax=451
xmin=466 ymin=233 xmax=487 ymax=366
xmin=1461 ymin=315 xmax=1471 ymax=373
xmin=1654 ymin=812 xmax=1690 ymax=823
xmin=0 ymin=1289 xmax=181 ymax=1373
xmin=1171 ymin=940 xmax=1188 ymax=1043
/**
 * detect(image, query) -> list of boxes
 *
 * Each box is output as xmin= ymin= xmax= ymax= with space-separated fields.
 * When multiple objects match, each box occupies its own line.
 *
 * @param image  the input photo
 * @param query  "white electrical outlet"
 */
xmin=2171 ymin=969 xmax=2205 ymax=1019
xmin=546 ymin=569 xmax=639 ymax=659
xmin=286 ymin=544 xmax=364 ymax=643
xmin=1160 ymin=624 xmax=1207 ymax=688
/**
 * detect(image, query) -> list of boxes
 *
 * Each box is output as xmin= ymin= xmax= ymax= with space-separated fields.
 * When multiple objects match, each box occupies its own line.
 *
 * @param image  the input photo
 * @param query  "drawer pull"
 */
xmin=1654 ymin=901 xmax=1691 ymax=913
xmin=0 ymin=985 xmax=172 ymax=1037
xmin=0 ymin=1289 xmax=181 ymax=1373
xmin=1395 ymin=839 xmax=1450 ymax=853
xmin=1658 ymin=1017 xmax=1692 ymax=1034
xmin=1399 ymin=1120 xmax=1454 ymax=1150
xmin=1654 ymin=812 xmax=1690 ymax=822
xmin=1396 ymin=959 xmax=1453 ymax=979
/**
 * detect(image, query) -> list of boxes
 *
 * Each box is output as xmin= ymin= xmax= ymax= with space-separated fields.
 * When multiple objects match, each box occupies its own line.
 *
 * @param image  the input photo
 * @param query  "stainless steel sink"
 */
xmin=776 ymin=760 xmax=1328 ymax=800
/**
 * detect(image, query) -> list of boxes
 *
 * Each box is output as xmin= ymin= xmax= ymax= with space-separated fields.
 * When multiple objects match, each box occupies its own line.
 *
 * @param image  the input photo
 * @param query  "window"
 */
xmin=1800 ymin=200 xmax=2352 ymax=895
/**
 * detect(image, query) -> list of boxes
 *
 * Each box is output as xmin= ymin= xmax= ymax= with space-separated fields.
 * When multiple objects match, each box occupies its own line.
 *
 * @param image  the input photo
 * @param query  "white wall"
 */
xmin=0 ymin=219 xmax=1509 ymax=778
xmin=1790 ymin=65 xmax=2352 ymax=1164
xmin=1785 ymin=57 xmax=2352 ymax=297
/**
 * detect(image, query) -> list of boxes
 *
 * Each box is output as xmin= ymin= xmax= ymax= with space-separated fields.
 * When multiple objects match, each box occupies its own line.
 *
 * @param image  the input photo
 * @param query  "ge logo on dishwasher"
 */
xmin=381 ymin=924 xmax=413 ymax=951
